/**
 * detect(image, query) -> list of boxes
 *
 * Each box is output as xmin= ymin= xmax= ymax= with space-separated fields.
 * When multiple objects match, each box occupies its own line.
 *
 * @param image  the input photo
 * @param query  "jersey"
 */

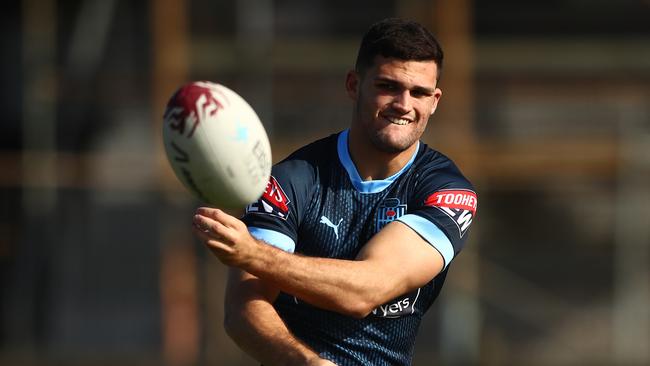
xmin=242 ymin=129 xmax=477 ymax=366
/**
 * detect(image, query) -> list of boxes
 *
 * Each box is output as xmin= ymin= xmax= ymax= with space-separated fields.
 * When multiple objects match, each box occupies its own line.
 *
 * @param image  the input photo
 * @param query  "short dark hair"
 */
xmin=354 ymin=18 xmax=444 ymax=81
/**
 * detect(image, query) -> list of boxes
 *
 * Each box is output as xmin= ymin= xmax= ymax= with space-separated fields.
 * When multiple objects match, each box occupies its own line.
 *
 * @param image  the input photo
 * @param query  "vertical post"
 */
xmin=424 ymin=0 xmax=480 ymax=364
xmin=12 ymin=0 xmax=57 ymax=347
xmin=200 ymin=4 xmax=277 ymax=364
xmin=22 ymin=0 xmax=57 ymax=211
xmin=430 ymin=0 xmax=477 ymax=149
xmin=613 ymin=103 xmax=650 ymax=364
xmin=150 ymin=1 xmax=198 ymax=365
xmin=235 ymin=0 xmax=275 ymax=135
xmin=151 ymin=0 xmax=190 ymax=180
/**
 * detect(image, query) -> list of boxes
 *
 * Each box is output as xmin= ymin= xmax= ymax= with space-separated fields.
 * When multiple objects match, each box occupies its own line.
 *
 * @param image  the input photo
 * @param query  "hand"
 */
xmin=192 ymin=207 xmax=257 ymax=267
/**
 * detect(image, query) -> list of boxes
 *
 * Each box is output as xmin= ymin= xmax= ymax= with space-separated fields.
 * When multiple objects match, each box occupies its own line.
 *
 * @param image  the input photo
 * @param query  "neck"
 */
xmin=347 ymin=128 xmax=418 ymax=181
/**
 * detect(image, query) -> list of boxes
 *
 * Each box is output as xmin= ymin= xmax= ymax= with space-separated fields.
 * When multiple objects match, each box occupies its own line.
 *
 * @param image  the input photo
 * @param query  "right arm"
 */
xmin=223 ymin=156 xmax=335 ymax=365
xmin=224 ymin=268 xmax=335 ymax=366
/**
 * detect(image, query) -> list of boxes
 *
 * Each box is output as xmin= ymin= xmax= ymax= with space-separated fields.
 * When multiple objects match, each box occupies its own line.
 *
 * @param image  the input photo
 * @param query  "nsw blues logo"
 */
xmin=376 ymin=198 xmax=407 ymax=231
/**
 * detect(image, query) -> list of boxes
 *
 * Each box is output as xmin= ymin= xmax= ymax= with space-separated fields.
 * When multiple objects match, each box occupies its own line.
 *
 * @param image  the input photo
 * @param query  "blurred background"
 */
xmin=1 ymin=0 xmax=649 ymax=365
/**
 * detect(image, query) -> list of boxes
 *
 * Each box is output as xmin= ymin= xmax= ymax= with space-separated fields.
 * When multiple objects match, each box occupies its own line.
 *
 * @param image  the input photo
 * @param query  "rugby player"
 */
xmin=193 ymin=18 xmax=477 ymax=366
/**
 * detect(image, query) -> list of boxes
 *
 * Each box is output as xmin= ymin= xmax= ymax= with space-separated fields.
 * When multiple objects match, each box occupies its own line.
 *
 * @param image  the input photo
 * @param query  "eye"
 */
xmin=376 ymin=82 xmax=397 ymax=91
xmin=411 ymin=89 xmax=433 ymax=98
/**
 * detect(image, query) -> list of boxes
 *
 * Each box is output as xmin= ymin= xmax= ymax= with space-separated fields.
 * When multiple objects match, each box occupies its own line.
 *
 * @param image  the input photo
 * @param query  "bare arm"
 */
xmin=195 ymin=207 xmax=444 ymax=318
xmin=224 ymin=268 xmax=336 ymax=366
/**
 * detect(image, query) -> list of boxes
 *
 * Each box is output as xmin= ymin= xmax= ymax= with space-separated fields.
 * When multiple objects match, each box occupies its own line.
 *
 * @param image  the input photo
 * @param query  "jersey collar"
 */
xmin=337 ymin=129 xmax=419 ymax=194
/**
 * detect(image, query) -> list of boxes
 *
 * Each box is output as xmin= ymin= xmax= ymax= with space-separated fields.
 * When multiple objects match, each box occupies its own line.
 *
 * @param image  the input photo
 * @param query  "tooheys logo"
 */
xmin=245 ymin=176 xmax=290 ymax=219
xmin=425 ymin=189 xmax=477 ymax=237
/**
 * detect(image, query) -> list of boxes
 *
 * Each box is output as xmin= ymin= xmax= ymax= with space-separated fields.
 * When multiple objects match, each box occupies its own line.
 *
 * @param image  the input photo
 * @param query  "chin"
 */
xmin=369 ymin=133 xmax=414 ymax=154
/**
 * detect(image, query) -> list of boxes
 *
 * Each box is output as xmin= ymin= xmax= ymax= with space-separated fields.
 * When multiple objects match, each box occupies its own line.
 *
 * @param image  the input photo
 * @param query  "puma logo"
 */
xmin=320 ymin=216 xmax=343 ymax=240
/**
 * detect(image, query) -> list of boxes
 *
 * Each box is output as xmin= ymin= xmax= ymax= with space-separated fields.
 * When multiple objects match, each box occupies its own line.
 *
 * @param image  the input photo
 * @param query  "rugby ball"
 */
xmin=162 ymin=81 xmax=272 ymax=208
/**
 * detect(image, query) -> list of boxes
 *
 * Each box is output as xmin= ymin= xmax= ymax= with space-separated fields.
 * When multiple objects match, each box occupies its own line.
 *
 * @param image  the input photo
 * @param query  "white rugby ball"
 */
xmin=162 ymin=81 xmax=272 ymax=208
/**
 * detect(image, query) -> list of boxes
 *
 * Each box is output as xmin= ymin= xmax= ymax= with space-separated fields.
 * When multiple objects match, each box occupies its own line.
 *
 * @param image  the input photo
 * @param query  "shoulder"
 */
xmin=412 ymin=142 xmax=474 ymax=191
xmin=272 ymin=132 xmax=339 ymax=180
xmin=242 ymin=133 xmax=340 ymax=242
xmin=264 ymin=132 xmax=340 ymax=210
xmin=276 ymin=132 xmax=339 ymax=167
xmin=396 ymin=143 xmax=478 ymax=267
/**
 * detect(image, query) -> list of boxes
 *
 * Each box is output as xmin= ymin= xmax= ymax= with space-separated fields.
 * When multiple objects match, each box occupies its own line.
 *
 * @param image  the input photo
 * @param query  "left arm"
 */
xmin=193 ymin=207 xmax=444 ymax=318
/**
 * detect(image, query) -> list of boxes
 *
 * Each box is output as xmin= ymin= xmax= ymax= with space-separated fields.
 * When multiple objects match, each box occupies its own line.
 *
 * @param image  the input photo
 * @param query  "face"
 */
xmin=346 ymin=56 xmax=442 ymax=154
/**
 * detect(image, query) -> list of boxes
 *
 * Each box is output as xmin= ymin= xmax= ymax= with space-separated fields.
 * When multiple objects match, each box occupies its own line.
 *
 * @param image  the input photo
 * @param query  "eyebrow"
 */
xmin=375 ymin=77 xmax=436 ymax=94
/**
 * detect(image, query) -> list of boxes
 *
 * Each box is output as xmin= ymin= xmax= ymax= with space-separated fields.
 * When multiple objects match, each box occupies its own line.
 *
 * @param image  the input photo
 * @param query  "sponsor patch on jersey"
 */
xmin=371 ymin=288 xmax=420 ymax=318
xmin=376 ymin=198 xmax=407 ymax=231
xmin=245 ymin=176 xmax=290 ymax=219
xmin=425 ymin=189 xmax=477 ymax=237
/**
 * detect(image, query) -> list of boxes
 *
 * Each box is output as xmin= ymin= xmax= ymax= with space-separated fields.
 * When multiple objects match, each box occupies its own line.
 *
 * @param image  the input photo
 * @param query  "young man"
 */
xmin=193 ymin=18 xmax=477 ymax=366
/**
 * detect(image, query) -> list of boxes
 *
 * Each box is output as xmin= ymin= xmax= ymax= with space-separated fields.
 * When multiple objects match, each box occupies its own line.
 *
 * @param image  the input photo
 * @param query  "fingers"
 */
xmin=193 ymin=213 xmax=228 ymax=236
xmin=191 ymin=225 xmax=232 ymax=251
xmin=193 ymin=213 xmax=210 ymax=231
xmin=192 ymin=223 xmax=216 ymax=242
xmin=192 ymin=207 xmax=252 ymax=268
xmin=193 ymin=228 xmax=238 ymax=264
xmin=196 ymin=207 xmax=243 ymax=229
xmin=196 ymin=206 xmax=219 ymax=219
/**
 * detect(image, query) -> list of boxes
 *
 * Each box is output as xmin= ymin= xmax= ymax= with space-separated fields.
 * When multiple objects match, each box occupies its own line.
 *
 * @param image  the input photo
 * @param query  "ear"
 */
xmin=430 ymin=88 xmax=443 ymax=115
xmin=345 ymin=70 xmax=359 ymax=100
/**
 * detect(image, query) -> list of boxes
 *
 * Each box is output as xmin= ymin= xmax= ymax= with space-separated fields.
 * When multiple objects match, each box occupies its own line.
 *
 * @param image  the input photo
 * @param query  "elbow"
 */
xmin=335 ymin=298 xmax=378 ymax=319
xmin=223 ymin=308 xmax=245 ymax=341
xmin=334 ymin=285 xmax=404 ymax=318
xmin=347 ymin=307 xmax=374 ymax=319
xmin=223 ymin=311 xmax=236 ymax=338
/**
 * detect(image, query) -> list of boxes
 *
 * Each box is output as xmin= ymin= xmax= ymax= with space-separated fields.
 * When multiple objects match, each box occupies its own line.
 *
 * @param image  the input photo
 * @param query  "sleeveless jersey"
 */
xmin=242 ymin=129 xmax=477 ymax=366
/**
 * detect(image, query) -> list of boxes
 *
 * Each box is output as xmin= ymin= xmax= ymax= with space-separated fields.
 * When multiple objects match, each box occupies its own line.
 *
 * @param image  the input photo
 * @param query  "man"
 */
xmin=193 ymin=18 xmax=477 ymax=366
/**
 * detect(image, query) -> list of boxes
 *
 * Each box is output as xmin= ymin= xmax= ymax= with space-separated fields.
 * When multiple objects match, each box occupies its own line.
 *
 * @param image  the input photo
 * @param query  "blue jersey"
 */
xmin=242 ymin=129 xmax=477 ymax=366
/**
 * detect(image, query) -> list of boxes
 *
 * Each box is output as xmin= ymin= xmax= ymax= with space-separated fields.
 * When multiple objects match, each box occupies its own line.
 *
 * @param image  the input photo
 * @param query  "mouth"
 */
xmin=381 ymin=115 xmax=413 ymax=126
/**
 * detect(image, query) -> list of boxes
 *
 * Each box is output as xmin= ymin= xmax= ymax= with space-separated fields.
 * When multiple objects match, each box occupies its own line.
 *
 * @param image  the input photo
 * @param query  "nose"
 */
xmin=391 ymin=91 xmax=412 ymax=113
